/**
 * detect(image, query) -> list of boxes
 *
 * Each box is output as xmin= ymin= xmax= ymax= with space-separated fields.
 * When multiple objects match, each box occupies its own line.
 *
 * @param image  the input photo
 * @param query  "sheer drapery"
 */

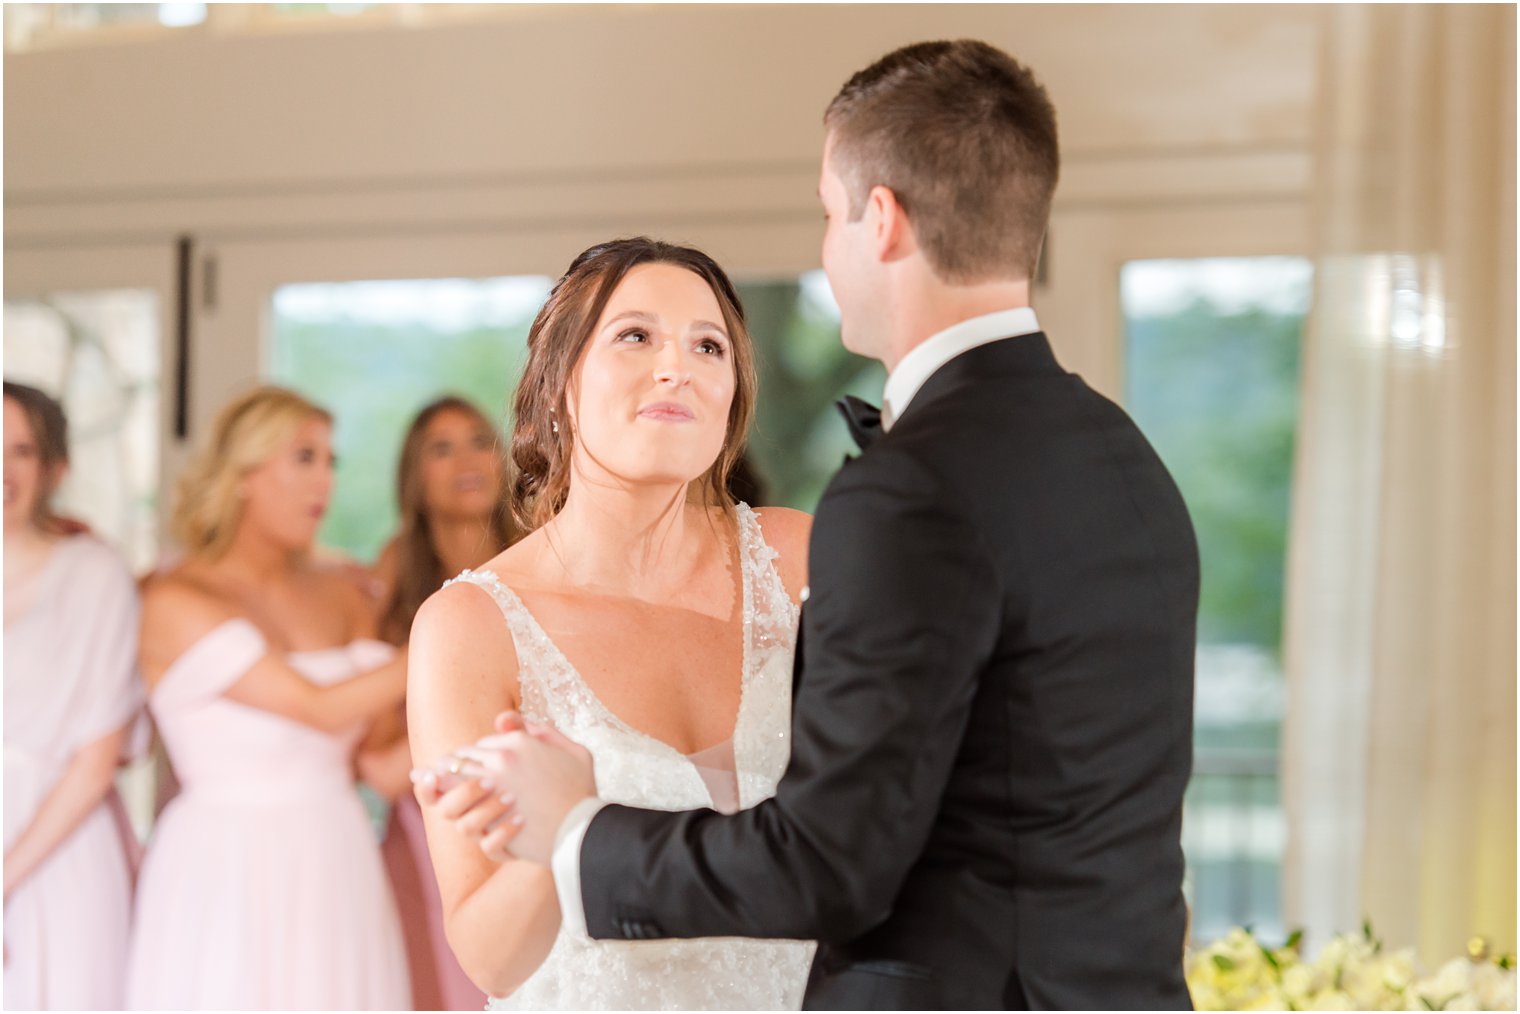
xmin=1282 ymin=4 xmax=1515 ymax=963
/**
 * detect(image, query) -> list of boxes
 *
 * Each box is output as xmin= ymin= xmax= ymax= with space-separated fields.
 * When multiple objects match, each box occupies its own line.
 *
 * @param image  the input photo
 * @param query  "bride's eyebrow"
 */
xmin=603 ymin=310 xmax=659 ymax=330
xmin=690 ymin=320 xmax=729 ymax=339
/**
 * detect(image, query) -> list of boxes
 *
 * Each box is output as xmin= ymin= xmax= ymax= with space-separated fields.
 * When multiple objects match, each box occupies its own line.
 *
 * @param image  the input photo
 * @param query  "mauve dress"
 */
xmin=125 ymin=619 xmax=410 ymax=1010
xmin=3 ymin=535 xmax=144 ymax=1010
xmin=382 ymin=794 xmax=488 ymax=1010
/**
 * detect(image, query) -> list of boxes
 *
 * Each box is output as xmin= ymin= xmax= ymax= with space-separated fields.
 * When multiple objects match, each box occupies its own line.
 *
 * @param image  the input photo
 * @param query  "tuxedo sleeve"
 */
xmin=578 ymin=451 xmax=1003 ymax=943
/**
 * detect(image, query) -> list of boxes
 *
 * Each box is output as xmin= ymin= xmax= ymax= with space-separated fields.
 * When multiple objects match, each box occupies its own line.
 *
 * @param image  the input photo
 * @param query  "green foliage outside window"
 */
xmin=1126 ymin=297 xmax=1303 ymax=656
xmin=270 ymin=282 xmax=540 ymax=562
xmin=737 ymin=276 xmax=883 ymax=512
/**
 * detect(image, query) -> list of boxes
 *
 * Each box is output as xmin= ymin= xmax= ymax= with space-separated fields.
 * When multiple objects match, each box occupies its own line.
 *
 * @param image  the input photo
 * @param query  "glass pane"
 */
xmin=3 ymin=289 xmax=162 ymax=572
xmin=736 ymin=270 xmax=884 ymax=511
xmin=1122 ymin=255 xmax=1310 ymax=944
xmin=269 ymin=275 xmax=551 ymax=563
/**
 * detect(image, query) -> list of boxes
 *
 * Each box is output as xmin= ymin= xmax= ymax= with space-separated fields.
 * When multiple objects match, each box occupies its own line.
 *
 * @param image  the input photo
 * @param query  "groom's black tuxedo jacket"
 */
xmin=580 ymin=333 xmax=1198 ymax=1010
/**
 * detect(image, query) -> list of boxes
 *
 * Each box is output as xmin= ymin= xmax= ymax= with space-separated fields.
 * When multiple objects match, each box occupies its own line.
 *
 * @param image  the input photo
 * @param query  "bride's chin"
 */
xmin=620 ymin=471 xmax=710 ymax=491
xmin=601 ymin=457 xmax=718 ymax=491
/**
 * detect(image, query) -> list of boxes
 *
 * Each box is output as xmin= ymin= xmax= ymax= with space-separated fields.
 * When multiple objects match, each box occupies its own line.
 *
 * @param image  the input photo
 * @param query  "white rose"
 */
xmin=1309 ymin=988 xmax=1358 ymax=1009
xmin=1380 ymin=949 xmax=1418 ymax=992
xmin=1417 ymin=957 xmax=1477 ymax=1005
xmin=1239 ymin=987 xmax=1290 ymax=1011
xmin=1442 ymin=990 xmax=1481 ymax=1010
xmin=1474 ymin=965 xmax=1517 ymax=1010
xmin=1282 ymin=964 xmax=1318 ymax=1000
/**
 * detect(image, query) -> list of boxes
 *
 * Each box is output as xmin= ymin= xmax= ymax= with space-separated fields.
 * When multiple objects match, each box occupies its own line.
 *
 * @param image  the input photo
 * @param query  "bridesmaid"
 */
xmin=126 ymin=386 xmax=411 ymax=1009
xmin=358 ymin=396 xmax=515 ymax=1009
xmin=3 ymin=381 xmax=143 ymax=1010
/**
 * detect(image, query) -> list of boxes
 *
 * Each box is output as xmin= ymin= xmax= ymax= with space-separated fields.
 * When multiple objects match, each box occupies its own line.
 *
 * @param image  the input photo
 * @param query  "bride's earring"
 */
xmin=551 ymin=408 xmax=559 ymax=435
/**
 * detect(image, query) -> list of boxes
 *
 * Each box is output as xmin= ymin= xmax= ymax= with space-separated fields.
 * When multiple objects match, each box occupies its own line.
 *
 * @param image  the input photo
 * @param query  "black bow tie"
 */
xmin=837 ymin=395 xmax=883 ymax=451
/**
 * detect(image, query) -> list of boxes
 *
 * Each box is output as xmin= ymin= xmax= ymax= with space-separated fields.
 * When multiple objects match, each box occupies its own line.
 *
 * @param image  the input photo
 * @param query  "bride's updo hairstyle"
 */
xmin=173 ymin=385 xmax=332 ymax=559
xmin=511 ymin=237 xmax=758 ymax=533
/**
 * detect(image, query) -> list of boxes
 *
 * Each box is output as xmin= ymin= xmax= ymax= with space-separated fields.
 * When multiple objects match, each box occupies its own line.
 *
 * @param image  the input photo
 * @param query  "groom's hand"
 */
xmin=480 ymin=712 xmax=597 ymax=866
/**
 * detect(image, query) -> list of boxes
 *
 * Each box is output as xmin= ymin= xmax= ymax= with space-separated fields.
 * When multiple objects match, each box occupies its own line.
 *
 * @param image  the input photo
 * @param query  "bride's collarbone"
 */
xmin=510 ymin=556 xmax=743 ymax=629
xmin=504 ymin=513 xmax=744 ymax=608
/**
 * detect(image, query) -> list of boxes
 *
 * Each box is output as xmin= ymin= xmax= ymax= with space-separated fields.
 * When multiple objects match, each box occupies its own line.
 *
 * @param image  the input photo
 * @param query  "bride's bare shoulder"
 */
xmin=752 ymin=506 xmax=812 ymax=603
xmin=409 ymin=527 xmax=560 ymax=675
xmin=410 ymin=573 xmax=519 ymax=694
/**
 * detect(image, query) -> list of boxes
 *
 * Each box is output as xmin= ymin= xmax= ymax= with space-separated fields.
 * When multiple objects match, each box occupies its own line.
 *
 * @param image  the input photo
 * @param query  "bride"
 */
xmin=406 ymin=237 xmax=816 ymax=1009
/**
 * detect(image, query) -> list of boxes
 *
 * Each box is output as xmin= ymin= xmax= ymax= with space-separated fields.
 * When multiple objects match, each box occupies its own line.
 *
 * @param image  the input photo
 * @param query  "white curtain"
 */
xmin=1282 ymin=4 xmax=1515 ymax=965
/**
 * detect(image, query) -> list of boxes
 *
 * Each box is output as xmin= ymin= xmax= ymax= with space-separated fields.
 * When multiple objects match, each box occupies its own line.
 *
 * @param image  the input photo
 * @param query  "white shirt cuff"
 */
xmin=551 ymin=796 xmax=608 ymax=938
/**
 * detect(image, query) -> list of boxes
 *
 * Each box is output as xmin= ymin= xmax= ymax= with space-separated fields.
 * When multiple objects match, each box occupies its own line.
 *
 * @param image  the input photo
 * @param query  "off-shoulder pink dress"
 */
xmin=124 ymin=619 xmax=410 ymax=1010
xmin=3 ymin=535 xmax=144 ymax=1010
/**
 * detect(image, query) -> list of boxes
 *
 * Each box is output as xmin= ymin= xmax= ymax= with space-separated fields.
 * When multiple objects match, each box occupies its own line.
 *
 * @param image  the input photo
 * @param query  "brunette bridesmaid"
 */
xmin=3 ymin=381 xmax=143 ymax=1010
xmin=359 ymin=396 xmax=515 ymax=1008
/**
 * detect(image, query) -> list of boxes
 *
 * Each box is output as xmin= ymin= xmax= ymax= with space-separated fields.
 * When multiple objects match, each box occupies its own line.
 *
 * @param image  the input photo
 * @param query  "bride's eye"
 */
xmin=695 ymin=338 xmax=726 ymax=357
xmin=616 ymin=328 xmax=650 ymax=344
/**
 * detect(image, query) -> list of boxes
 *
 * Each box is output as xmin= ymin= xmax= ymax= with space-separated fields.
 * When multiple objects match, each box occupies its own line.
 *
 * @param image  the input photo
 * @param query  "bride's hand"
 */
xmin=412 ymin=760 xmax=521 ymax=854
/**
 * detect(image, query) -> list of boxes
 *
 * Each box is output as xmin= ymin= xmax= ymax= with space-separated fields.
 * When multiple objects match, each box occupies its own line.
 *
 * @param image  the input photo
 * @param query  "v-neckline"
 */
xmin=472 ymin=509 xmax=755 ymax=764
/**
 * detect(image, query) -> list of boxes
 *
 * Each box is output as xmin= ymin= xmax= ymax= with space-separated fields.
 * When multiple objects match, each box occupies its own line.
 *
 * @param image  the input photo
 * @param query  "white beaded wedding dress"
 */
xmin=447 ymin=503 xmax=815 ymax=1011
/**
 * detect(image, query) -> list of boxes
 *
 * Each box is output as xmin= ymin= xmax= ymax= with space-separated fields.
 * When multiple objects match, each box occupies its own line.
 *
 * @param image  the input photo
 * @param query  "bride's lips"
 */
xmin=637 ymin=402 xmax=696 ymax=423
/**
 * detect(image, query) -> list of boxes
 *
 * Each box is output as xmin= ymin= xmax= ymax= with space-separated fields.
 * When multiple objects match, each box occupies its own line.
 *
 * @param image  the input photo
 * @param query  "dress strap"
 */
xmin=443 ymin=568 xmax=533 ymax=642
xmin=443 ymin=569 xmax=559 ymax=719
xmin=734 ymin=502 xmax=798 ymax=631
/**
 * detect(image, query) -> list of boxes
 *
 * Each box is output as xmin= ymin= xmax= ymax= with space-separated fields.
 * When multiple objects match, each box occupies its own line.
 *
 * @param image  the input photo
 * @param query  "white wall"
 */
xmin=5 ymin=5 xmax=1318 ymax=238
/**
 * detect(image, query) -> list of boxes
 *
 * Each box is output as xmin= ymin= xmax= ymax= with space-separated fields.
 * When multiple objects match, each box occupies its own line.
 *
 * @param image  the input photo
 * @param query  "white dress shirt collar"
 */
xmin=880 ymin=307 xmax=1041 ymax=431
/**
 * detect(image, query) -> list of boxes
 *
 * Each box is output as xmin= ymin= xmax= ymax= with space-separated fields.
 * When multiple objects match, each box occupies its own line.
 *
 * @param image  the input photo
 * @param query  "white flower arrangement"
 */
xmin=1186 ymin=922 xmax=1517 ymax=1011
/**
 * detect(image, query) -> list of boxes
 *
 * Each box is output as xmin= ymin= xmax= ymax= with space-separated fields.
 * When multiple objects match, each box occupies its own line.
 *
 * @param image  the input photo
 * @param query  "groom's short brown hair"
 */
xmin=824 ymin=39 xmax=1059 ymax=285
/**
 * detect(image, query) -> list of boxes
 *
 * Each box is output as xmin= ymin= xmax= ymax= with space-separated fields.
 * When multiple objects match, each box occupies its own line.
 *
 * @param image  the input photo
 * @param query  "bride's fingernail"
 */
xmin=478 ymin=777 xmax=495 ymax=792
xmin=499 ymin=793 xmax=515 ymax=806
xmin=510 ymin=813 xmax=525 ymax=826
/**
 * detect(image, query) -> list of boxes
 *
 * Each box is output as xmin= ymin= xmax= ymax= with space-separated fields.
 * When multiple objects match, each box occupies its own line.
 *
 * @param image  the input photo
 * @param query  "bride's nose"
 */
xmin=652 ymin=342 xmax=692 ymax=388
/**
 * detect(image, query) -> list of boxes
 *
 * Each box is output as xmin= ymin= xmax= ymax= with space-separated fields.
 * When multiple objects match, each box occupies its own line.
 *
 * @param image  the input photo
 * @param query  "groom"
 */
xmin=464 ymin=40 xmax=1197 ymax=1009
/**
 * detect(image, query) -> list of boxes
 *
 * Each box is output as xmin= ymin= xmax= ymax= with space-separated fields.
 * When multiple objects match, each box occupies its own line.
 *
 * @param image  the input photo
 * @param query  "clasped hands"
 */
xmin=411 ymin=712 xmax=597 ymax=866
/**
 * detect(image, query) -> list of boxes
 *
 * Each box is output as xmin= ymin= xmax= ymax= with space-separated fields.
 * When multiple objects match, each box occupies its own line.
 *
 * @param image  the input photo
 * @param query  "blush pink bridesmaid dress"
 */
xmin=3 ymin=535 xmax=144 ymax=1010
xmin=125 ymin=618 xmax=410 ymax=1010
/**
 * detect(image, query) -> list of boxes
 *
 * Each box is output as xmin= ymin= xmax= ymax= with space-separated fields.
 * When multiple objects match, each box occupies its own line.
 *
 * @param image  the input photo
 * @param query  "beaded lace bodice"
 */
xmin=448 ymin=503 xmax=815 ymax=1011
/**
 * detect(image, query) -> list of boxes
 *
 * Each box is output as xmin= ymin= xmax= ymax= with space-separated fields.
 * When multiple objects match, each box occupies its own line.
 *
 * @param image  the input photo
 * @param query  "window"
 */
xmin=736 ymin=271 xmax=883 ymax=511
xmin=268 ymin=275 xmax=551 ymax=563
xmin=3 ymin=290 xmax=162 ymax=571
xmin=1122 ymin=256 xmax=1311 ymax=943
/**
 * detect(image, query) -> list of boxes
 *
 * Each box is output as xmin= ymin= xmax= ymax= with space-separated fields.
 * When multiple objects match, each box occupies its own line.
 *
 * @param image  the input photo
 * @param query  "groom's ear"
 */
xmin=868 ymin=184 xmax=917 ymax=266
